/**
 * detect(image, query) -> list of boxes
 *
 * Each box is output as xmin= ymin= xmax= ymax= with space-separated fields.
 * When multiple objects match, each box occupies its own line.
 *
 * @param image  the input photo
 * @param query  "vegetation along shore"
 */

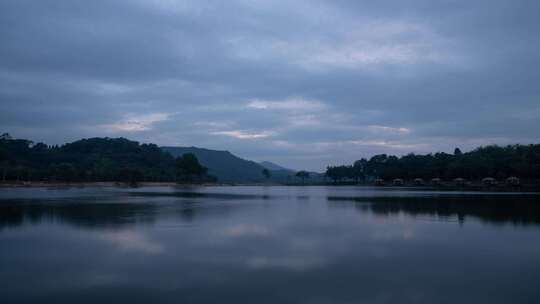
xmin=1 ymin=133 xmax=540 ymax=190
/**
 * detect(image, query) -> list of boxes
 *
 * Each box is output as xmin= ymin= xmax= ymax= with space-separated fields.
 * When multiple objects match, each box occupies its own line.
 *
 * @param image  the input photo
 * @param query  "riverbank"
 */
xmin=2 ymin=181 xmax=540 ymax=192
xmin=0 ymin=181 xmax=286 ymax=188
xmin=0 ymin=181 xmax=216 ymax=188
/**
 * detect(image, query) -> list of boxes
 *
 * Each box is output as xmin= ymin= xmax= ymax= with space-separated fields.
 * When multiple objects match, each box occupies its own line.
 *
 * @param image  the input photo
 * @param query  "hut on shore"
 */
xmin=454 ymin=178 xmax=466 ymax=186
xmin=393 ymin=178 xmax=404 ymax=186
xmin=374 ymin=178 xmax=385 ymax=186
xmin=482 ymin=177 xmax=497 ymax=186
xmin=414 ymin=178 xmax=424 ymax=186
xmin=431 ymin=178 xmax=442 ymax=185
xmin=506 ymin=176 xmax=520 ymax=186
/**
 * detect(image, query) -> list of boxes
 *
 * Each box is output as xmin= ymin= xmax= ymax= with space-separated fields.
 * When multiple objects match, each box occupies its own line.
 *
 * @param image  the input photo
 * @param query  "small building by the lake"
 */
xmin=454 ymin=178 xmax=466 ymax=186
xmin=482 ymin=177 xmax=497 ymax=186
xmin=431 ymin=178 xmax=442 ymax=185
xmin=506 ymin=176 xmax=520 ymax=186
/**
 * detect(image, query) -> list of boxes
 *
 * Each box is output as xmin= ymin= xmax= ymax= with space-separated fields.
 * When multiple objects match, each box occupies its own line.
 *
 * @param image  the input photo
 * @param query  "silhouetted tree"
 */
xmin=0 ymin=145 xmax=7 ymax=182
xmin=54 ymin=163 xmax=77 ymax=182
xmin=118 ymin=167 xmax=144 ymax=185
xmin=0 ymin=133 xmax=12 ymax=140
xmin=296 ymin=171 xmax=310 ymax=184
xmin=262 ymin=168 xmax=271 ymax=180
xmin=325 ymin=166 xmax=339 ymax=183
xmin=353 ymin=158 xmax=367 ymax=183
xmin=176 ymin=153 xmax=208 ymax=182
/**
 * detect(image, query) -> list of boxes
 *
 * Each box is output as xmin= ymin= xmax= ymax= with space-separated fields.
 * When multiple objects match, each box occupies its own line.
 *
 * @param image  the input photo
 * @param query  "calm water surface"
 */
xmin=1 ymin=186 xmax=540 ymax=303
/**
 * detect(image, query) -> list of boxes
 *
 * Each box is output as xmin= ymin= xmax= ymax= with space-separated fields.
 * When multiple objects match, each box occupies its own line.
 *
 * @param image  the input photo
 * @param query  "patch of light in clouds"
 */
xmin=211 ymin=130 xmax=275 ymax=139
xmin=367 ymin=125 xmax=411 ymax=134
xmin=246 ymin=97 xmax=326 ymax=111
xmin=100 ymin=113 xmax=170 ymax=132
xmin=267 ymin=18 xmax=461 ymax=70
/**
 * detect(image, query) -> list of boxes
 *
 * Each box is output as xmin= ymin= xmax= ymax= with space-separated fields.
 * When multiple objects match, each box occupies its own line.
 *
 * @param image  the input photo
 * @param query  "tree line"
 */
xmin=3 ymin=133 xmax=539 ymax=185
xmin=326 ymin=146 xmax=540 ymax=183
xmin=0 ymin=133 xmax=214 ymax=183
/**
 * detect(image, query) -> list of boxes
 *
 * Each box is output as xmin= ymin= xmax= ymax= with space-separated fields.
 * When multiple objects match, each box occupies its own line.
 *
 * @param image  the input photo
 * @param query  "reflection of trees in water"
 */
xmin=173 ymin=200 xmax=237 ymax=222
xmin=327 ymin=195 xmax=540 ymax=226
xmin=0 ymin=200 xmax=158 ymax=230
xmin=0 ymin=196 xmax=238 ymax=230
xmin=130 ymin=191 xmax=271 ymax=200
xmin=127 ymin=191 xmax=267 ymax=222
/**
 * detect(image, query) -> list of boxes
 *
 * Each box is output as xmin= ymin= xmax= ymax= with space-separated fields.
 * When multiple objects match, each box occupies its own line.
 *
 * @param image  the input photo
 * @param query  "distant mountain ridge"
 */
xmin=162 ymin=146 xmax=272 ymax=182
xmin=259 ymin=161 xmax=294 ymax=172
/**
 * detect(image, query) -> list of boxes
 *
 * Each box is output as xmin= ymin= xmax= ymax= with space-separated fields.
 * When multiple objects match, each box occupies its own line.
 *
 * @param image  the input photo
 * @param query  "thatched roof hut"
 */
xmin=431 ymin=178 xmax=442 ymax=185
xmin=482 ymin=177 xmax=497 ymax=185
xmin=506 ymin=176 xmax=520 ymax=185
xmin=454 ymin=177 xmax=466 ymax=185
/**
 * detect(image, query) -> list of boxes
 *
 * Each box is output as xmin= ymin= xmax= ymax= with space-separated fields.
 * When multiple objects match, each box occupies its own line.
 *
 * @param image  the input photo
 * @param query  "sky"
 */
xmin=1 ymin=0 xmax=539 ymax=171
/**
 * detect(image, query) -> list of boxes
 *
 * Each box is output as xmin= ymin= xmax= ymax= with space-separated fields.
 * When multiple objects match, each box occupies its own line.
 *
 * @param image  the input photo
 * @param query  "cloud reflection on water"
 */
xmin=98 ymin=230 xmax=164 ymax=255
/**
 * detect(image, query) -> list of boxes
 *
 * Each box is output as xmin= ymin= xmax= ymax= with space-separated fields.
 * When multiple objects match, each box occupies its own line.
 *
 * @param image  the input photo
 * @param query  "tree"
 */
xmin=295 ymin=171 xmax=310 ymax=184
xmin=118 ymin=167 xmax=144 ymax=186
xmin=353 ymin=158 xmax=368 ymax=183
xmin=0 ymin=145 xmax=7 ymax=182
xmin=3 ymin=133 xmax=540 ymax=184
xmin=176 ymin=153 xmax=208 ymax=182
xmin=262 ymin=168 xmax=271 ymax=180
xmin=325 ymin=166 xmax=339 ymax=183
xmin=54 ymin=163 xmax=78 ymax=182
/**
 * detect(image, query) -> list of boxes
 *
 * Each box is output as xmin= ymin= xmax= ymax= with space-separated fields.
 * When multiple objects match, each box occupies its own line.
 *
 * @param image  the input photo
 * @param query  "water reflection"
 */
xmin=328 ymin=194 xmax=540 ymax=226
xmin=0 ymin=200 xmax=157 ymax=230
xmin=98 ymin=230 xmax=164 ymax=255
xmin=130 ymin=191 xmax=272 ymax=200
xmin=1 ymin=187 xmax=540 ymax=304
xmin=0 ymin=196 xmax=237 ymax=230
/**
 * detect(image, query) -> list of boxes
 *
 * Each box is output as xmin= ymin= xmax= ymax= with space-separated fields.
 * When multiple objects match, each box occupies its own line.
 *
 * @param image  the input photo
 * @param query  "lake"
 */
xmin=1 ymin=186 xmax=540 ymax=304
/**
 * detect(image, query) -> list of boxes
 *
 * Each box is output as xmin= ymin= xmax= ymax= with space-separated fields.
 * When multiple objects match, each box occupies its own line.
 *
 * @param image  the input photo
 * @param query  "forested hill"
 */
xmin=326 ymin=145 xmax=540 ymax=182
xmin=162 ymin=146 xmax=269 ymax=182
xmin=0 ymin=135 xmax=177 ymax=182
xmin=4 ymin=133 xmax=538 ymax=185
xmin=0 ymin=134 xmax=295 ymax=183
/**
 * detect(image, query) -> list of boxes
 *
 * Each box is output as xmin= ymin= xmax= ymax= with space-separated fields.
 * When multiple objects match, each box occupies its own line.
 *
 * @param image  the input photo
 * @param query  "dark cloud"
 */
xmin=1 ymin=0 xmax=539 ymax=170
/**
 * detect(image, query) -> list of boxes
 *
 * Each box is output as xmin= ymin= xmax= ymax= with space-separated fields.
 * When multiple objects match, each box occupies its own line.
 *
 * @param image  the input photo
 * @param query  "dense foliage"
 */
xmin=175 ymin=153 xmax=214 ymax=182
xmin=261 ymin=168 xmax=271 ymax=179
xmin=326 ymin=145 xmax=540 ymax=182
xmin=3 ymin=133 xmax=539 ymax=185
xmin=0 ymin=134 xmax=211 ymax=183
xmin=295 ymin=171 xmax=310 ymax=184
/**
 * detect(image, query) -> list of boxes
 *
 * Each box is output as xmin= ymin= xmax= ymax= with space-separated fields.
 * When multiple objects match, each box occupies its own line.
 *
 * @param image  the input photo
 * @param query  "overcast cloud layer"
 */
xmin=1 ymin=0 xmax=539 ymax=171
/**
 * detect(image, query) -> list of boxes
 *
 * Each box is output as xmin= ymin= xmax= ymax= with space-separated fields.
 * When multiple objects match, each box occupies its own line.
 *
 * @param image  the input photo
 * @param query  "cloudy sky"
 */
xmin=1 ymin=0 xmax=539 ymax=171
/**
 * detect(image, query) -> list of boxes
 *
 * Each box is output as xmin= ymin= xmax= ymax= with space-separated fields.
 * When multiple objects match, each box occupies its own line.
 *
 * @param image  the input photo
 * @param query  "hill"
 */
xmin=0 ymin=134 xmax=310 ymax=184
xmin=259 ymin=161 xmax=293 ymax=172
xmin=162 ymin=146 xmax=269 ymax=182
xmin=0 ymin=136 xmax=177 ymax=182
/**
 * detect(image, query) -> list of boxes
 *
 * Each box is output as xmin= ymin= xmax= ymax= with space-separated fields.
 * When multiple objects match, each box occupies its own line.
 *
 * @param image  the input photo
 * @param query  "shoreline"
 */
xmin=0 ymin=181 xmax=283 ymax=188
xmin=1 ymin=181 xmax=540 ymax=192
